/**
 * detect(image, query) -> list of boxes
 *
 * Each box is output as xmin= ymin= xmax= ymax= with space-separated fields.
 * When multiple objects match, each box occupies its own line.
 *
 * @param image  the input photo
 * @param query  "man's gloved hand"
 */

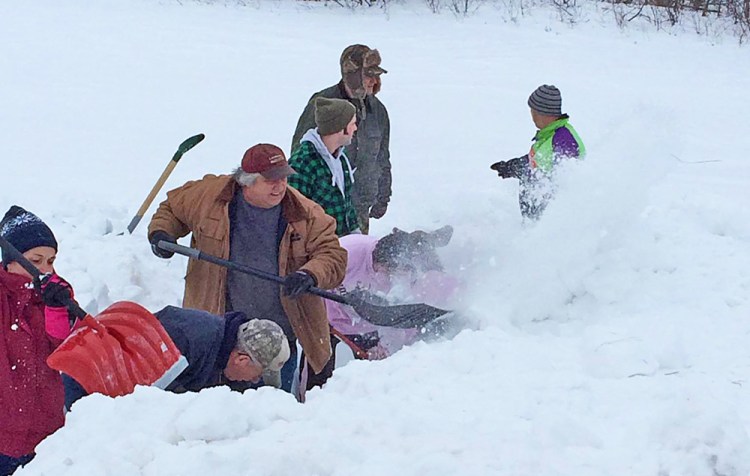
xmin=369 ymin=201 xmax=388 ymax=219
xmin=149 ymin=231 xmax=177 ymax=259
xmin=41 ymin=274 xmax=73 ymax=308
xmin=283 ymin=271 xmax=316 ymax=298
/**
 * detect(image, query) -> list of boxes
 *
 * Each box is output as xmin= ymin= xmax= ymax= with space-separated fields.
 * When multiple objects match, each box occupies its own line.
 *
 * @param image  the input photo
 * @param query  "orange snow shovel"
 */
xmin=47 ymin=301 xmax=187 ymax=397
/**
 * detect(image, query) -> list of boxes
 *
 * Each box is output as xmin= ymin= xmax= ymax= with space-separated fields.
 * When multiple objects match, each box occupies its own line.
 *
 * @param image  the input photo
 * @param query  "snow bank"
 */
xmin=2 ymin=1 xmax=749 ymax=475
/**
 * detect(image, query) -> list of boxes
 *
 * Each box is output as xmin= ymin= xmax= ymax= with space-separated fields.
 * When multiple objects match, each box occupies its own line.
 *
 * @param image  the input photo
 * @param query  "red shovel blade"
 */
xmin=47 ymin=301 xmax=184 ymax=397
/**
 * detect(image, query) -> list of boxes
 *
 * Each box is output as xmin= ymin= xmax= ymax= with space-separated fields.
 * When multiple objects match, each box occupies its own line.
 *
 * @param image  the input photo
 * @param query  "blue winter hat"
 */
xmin=0 ymin=206 xmax=58 ymax=264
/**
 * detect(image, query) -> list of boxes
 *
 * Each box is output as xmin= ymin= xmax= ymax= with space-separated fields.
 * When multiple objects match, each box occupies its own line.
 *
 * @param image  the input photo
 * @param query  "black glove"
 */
xmin=490 ymin=156 xmax=527 ymax=179
xmin=283 ymin=271 xmax=316 ymax=299
xmin=490 ymin=160 xmax=512 ymax=178
xmin=149 ymin=231 xmax=177 ymax=259
xmin=40 ymin=275 xmax=73 ymax=308
xmin=427 ymin=225 xmax=454 ymax=248
xmin=369 ymin=201 xmax=388 ymax=219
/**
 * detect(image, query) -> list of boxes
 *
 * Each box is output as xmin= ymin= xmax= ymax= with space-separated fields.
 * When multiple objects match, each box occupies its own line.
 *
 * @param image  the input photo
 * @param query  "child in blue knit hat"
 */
xmin=0 ymin=205 xmax=78 ymax=476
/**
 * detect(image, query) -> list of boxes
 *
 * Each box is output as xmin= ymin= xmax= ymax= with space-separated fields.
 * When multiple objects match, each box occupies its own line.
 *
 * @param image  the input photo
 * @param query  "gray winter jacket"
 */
xmin=291 ymin=81 xmax=391 ymax=210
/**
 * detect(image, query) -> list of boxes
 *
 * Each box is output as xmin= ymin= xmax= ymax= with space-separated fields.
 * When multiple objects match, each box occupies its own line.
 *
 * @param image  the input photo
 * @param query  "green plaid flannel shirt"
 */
xmin=288 ymin=141 xmax=359 ymax=236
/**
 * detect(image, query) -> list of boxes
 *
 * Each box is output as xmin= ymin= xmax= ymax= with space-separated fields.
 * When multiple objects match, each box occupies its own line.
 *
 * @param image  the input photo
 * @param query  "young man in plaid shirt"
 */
xmin=289 ymin=97 xmax=361 ymax=237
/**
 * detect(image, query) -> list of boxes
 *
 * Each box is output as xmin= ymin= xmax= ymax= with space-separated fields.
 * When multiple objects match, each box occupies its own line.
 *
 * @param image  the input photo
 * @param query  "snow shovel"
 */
xmin=0 ymin=234 xmax=186 ymax=394
xmin=48 ymin=301 xmax=188 ymax=397
xmin=122 ymin=133 xmax=205 ymax=235
xmin=157 ymin=241 xmax=452 ymax=328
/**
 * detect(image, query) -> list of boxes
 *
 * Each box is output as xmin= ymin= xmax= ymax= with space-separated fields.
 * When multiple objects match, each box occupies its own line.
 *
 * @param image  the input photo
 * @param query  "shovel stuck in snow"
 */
xmin=158 ymin=241 xmax=452 ymax=329
xmin=120 ymin=133 xmax=205 ymax=235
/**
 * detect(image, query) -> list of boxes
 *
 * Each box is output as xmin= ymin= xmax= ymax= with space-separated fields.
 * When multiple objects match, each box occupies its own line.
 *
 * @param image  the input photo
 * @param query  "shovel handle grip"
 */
xmin=157 ymin=241 xmax=351 ymax=305
xmin=0 ymin=235 xmax=88 ymax=321
xmin=172 ymin=133 xmax=205 ymax=163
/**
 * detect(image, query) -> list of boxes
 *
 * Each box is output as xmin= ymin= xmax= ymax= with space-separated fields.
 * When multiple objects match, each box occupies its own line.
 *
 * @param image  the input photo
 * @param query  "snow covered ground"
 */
xmin=2 ymin=0 xmax=750 ymax=474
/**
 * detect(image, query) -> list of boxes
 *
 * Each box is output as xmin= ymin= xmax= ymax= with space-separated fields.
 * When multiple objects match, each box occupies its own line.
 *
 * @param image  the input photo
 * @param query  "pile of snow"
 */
xmin=1 ymin=1 xmax=748 ymax=474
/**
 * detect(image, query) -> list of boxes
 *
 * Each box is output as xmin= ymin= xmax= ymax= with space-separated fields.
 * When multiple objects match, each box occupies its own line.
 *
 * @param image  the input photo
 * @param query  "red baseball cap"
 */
xmin=241 ymin=144 xmax=296 ymax=181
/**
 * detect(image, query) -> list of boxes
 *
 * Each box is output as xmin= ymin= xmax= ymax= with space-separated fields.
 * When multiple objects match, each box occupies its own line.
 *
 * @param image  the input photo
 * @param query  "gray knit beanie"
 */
xmin=315 ymin=97 xmax=357 ymax=136
xmin=528 ymin=84 xmax=562 ymax=116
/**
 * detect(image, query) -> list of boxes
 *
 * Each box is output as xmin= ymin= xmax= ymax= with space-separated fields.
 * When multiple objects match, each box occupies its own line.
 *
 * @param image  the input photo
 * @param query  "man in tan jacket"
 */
xmin=147 ymin=143 xmax=347 ymax=393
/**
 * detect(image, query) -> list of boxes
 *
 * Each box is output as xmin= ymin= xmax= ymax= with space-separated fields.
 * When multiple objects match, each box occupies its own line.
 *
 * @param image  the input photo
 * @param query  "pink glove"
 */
xmin=42 ymin=274 xmax=75 ymax=340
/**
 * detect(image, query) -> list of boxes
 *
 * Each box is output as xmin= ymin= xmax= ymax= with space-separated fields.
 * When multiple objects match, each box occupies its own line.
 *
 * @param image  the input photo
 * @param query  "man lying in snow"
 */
xmin=328 ymin=225 xmax=459 ymax=360
xmin=56 ymin=305 xmax=291 ymax=410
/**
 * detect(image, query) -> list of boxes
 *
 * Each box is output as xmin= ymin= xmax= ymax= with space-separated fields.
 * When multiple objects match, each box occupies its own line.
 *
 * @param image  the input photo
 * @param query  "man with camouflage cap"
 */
xmin=153 ymin=306 xmax=291 ymax=392
xmin=292 ymin=44 xmax=391 ymax=235
xmin=62 ymin=306 xmax=292 ymax=408
xmin=235 ymin=316 xmax=291 ymax=388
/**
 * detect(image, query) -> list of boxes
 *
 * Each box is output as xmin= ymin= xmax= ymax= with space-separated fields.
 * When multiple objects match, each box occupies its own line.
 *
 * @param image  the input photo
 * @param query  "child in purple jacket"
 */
xmin=327 ymin=226 xmax=458 ymax=360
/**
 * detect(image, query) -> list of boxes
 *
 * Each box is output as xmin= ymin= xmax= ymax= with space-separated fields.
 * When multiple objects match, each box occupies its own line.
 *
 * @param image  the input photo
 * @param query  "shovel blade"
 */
xmin=47 ymin=301 xmax=184 ymax=397
xmin=345 ymin=289 xmax=452 ymax=328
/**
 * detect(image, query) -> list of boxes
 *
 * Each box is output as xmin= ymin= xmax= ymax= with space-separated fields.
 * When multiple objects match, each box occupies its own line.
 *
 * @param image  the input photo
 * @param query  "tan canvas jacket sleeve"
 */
xmin=147 ymin=174 xmax=225 ymax=240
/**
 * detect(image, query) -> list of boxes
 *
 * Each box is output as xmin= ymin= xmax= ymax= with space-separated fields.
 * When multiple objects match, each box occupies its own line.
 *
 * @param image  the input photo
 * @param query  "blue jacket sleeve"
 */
xmin=154 ymin=306 xmax=225 ymax=392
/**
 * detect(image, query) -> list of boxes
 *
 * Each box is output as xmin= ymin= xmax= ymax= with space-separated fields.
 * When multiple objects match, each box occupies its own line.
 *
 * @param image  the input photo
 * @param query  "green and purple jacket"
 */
xmin=516 ymin=115 xmax=585 ymax=219
xmin=527 ymin=115 xmax=585 ymax=174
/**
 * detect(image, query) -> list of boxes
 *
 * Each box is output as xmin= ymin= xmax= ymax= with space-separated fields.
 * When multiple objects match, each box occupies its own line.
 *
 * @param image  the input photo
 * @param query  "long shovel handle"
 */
xmin=157 ymin=241 xmax=452 ymax=328
xmin=0 ymin=235 xmax=88 ymax=320
xmin=157 ymin=241 xmax=350 ymax=305
xmin=127 ymin=161 xmax=178 ymax=234
xmin=126 ymin=133 xmax=205 ymax=234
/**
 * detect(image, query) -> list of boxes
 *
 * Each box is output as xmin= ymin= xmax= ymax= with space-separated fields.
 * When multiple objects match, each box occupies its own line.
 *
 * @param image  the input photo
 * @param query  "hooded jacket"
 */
xmin=288 ymin=128 xmax=359 ymax=236
xmin=0 ymin=269 xmax=65 ymax=458
xmin=291 ymin=82 xmax=391 ymax=210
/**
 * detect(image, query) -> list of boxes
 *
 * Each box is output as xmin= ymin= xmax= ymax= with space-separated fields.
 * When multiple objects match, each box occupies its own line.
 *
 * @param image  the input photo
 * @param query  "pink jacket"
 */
xmin=0 ymin=269 xmax=69 ymax=457
xmin=327 ymin=235 xmax=458 ymax=356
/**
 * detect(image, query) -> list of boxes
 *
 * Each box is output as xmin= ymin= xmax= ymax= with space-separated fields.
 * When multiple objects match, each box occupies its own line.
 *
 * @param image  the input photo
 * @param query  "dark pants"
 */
xmin=519 ymin=178 xmax=553 ymax=220
xmin=301 ymin=335 xmax=339 ymax=390
xmin=0 ymin=453 xmax=33 ymax=476
xmin=279 ymin=343 xmax=298 ymax=392
xmin=355 ymin=205 xmax=370 ymax=235
xmin=63 ymin=373 xmax=87 ymax=411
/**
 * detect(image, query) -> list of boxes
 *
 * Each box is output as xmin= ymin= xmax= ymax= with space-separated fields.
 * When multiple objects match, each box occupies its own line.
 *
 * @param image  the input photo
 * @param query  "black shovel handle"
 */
xmin=0 ymin=235 xmax=87 ymax=320
xmin=0 ymin=235 xmax=44 ymax=288
xmin=157 ymin=241 xmax=350 ymax=305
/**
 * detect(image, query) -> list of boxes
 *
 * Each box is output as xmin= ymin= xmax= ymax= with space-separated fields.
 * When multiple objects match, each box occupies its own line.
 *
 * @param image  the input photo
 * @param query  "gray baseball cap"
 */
xmin=237 ymin=319 xmax=291 ymax=388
